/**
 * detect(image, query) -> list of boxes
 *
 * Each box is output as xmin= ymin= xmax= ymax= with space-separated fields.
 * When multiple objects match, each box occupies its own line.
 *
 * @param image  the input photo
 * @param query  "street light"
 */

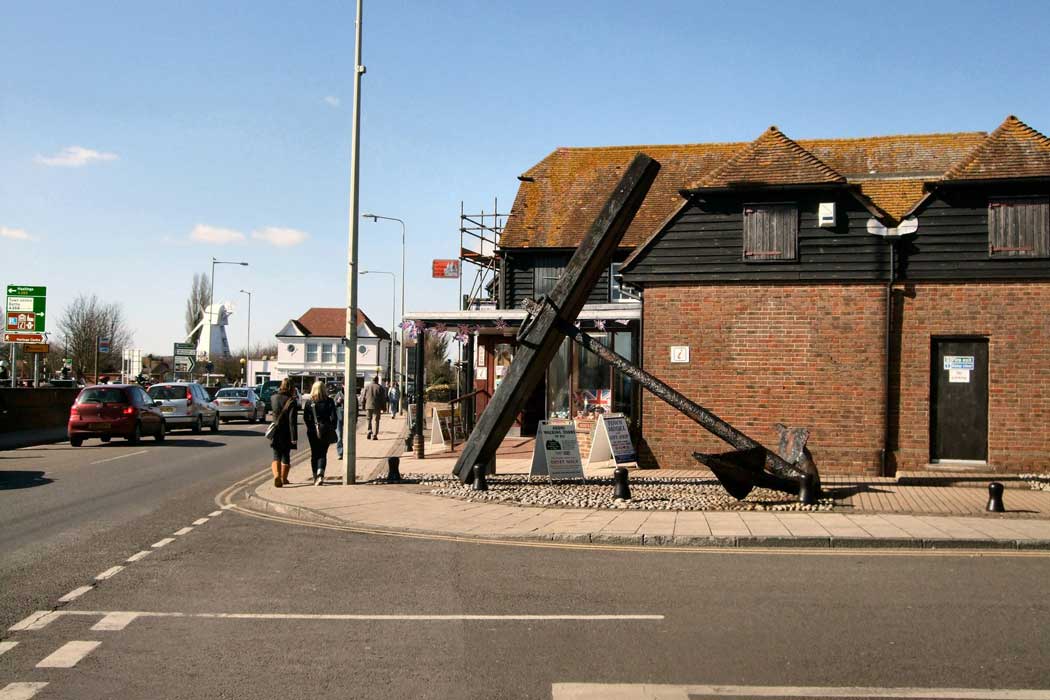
xmin=360 ymin=270 xmax=396 ymax=384
xmin=361 ymin=214 xmax=405 ymax=383
xmin=209 ymin=257 xmax=249 ymax=334
xmin=240 ymin=289 xmax=252 ymax=386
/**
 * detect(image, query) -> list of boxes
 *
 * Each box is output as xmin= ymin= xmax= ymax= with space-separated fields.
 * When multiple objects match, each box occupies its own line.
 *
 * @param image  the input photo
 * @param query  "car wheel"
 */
xmin=155 ymin=420 xmax=166 ymax=443
xmin=100 ymin=436 xmax=111 ymax=443
xmin=70 ymin=437 xmax=83 ymax=447
xmin=127 ymin=423 xmax=141 ymax=445
xmin=248 ymin=409 xmax=258 ymax=424
xmin=210 ymin=415 xmax=219 ymax=433
xmin=192 ymin=415 xmax=203 ymax=434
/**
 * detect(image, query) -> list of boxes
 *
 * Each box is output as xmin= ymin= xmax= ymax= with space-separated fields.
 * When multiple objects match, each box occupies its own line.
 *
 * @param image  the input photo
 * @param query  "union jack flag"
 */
xmin=582 ymin=388 xmax=612 ymax=412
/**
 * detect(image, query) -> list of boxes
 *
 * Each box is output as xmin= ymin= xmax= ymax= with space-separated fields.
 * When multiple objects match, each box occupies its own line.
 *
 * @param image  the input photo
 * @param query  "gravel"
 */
xmin=392 ymin=473 xmax=835 ymax=512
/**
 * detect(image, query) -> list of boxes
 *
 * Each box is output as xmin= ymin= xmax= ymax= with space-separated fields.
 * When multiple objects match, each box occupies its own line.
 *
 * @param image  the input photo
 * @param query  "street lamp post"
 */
xmin=360 ymin=270 xmax=395 ymax=384
xmin=240 ymin=289 xmax=252 ymax=386
xmin=362 ymin=214 xmax=405 ymax=384
xmin=209 ymin=257 xmax=249 ymax=354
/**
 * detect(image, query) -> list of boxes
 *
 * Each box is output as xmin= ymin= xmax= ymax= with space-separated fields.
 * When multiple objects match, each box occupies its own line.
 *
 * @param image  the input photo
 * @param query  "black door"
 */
xmin=931 ymin=338 xmax=988 ymax=462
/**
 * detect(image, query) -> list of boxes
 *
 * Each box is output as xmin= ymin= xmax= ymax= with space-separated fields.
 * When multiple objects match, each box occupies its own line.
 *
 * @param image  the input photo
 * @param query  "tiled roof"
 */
xmin=696 ymin=126 xmax=845 ymax=188
xmin=501 ymin=125 xmax=1005 ymax=248
xmin=943 ymin=115 xmax=1050 ymax=181
xmin=296 ymin=308 xmax=390 ymax=340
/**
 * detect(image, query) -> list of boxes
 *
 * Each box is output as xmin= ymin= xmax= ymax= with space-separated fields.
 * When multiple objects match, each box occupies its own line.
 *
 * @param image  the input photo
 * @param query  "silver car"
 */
xmin=146 ymin=382 xmax=219 ymax=433
xmin=214 ymin=387 xmax=266 ymax=423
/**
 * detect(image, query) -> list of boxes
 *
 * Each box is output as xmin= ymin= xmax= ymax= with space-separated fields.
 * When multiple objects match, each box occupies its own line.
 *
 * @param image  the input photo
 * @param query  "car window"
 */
xmin=217 ymin=389 xmax=248 ymax=398
xmin=136 ymin=388 xmax=152 ymax=406
xmin=148 ymin=385 xmax=186 ymax=400
xmin=77 ymin=388 xmax=127 ymax=404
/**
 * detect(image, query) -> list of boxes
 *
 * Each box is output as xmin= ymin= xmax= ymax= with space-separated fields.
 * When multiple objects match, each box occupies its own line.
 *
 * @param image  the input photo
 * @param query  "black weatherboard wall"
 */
xmin=502 ymin=250 xmax=624 ymax=309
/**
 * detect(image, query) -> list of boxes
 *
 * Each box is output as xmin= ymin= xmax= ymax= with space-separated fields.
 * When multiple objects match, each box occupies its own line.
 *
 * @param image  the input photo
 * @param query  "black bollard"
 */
xmin=987 ymin=482 xmax=1005 ymax=513
xmin=471 ymin=464 xmax=488 ymax=492
xmin=386 ymin=456 xmax=402 ymax=483
xmin=798 ymin=472 xmax=820 ymax=505
xmin=612 ymin=467 xmax=631 ymax=500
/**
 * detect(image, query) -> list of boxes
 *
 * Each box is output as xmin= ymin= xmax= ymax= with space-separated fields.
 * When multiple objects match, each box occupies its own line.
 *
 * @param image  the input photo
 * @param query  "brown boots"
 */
xmin=280 ymin=463 xmax=290 ymax=486
xmin=272 ymin=461 xmax=282 ymax=487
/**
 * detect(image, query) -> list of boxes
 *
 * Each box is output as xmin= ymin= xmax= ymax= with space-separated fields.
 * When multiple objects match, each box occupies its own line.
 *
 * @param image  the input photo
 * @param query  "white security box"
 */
xmin=818 ymin=202 xmax=836 ymax=227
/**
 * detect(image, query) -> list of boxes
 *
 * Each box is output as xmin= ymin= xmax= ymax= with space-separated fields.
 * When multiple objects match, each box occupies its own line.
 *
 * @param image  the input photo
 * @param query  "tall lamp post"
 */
xmin=361 ymin=214 xmax=405 ymax=383
xmin=209 ymin=257 xmax=249 ymax=348
xmin=360 ymin=270 xmax=396 ymax=384
xmin=239 ymin=289 xmax=252 ymax=386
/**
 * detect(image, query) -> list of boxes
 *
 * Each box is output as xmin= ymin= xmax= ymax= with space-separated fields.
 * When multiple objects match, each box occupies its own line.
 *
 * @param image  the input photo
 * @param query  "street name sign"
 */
xmin=5 ymin=285 xmax=47 ymax=339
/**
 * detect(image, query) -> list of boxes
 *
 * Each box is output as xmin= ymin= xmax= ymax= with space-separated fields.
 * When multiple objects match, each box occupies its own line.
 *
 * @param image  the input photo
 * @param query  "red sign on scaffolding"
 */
xmin=432 ymin=259 xmax=460 ymax=279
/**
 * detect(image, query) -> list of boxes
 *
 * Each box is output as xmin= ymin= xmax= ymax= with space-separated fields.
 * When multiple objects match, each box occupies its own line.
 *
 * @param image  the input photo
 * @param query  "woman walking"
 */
xmin=387 ymin=381 xmax=401 ymax=419
xmin=303 ymin=380 xmax=337 ymax=486
xmin=269 ymin=378 xmax=299 ymax=487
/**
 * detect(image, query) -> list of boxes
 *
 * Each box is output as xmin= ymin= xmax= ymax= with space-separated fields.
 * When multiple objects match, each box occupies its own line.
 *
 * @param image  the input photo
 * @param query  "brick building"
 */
xmin=493 ymin=115 xmax=1050 ymax=475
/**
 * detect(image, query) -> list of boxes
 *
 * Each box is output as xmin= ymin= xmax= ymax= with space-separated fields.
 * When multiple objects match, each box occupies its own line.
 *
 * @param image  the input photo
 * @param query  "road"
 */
xmin=2 ymin=429 xmax=1050 ymax=699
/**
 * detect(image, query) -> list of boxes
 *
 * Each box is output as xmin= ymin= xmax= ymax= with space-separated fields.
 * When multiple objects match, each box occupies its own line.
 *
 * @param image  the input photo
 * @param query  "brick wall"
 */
xmin=641 ymin=284 xmax=887 ymax=474
xmin=894 ymin=281 xmax=1050 ymax=472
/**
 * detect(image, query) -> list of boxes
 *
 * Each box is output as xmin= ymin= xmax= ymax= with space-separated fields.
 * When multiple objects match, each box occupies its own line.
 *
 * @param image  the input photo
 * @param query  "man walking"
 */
xmin=360 ymin=375 xmax=385 ymax=440
xmin=387 ymin=381 xmax=400 ymax=419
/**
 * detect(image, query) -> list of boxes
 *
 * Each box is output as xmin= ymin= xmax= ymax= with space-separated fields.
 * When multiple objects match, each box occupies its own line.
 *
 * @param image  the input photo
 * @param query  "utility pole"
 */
xmin=93 ymin=336 xmax=99 ymax=384
xmin=342 ymin=0 xmax=365 ymax=485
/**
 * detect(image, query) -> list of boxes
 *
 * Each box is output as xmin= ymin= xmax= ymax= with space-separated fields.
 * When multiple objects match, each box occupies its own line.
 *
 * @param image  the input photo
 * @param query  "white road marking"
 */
xmin=31 ymin=609 xmax=663 ymax=624
xmin=57 ymin=585 xmax=94 ymax=602
xmin=95 ymin=565 xmax=124 ymax=581
xmin=91 ymin=612 xmax=139 ymax=631
xmin=550 ymin=684 xmax=1050 ymax=700
xmin=89 ymin=450 xmax=148 ymax=466
xmin=151 ymin=537 xmax=175 ymax=548
xmin=8 ymin=611 xmax=56 ymax=632
xmin=0 ymin=641 xmax=18 ymax=657
xmin=208 ymin=510 xmax=223 ymax=517
xmin=35 ymin=641 xmax=101 ymax=668
xmin=173 ymin=526 xmax=193 ymax=536
xmin=0 ymin=683 xmax=49 ymax=700
xmin=192 ymin=518 xmax=209 ymax=525
xmin=221 ymin=504 xmax=235 ymax=510
xmin=126 ymin=550 xmax=151 ymax=562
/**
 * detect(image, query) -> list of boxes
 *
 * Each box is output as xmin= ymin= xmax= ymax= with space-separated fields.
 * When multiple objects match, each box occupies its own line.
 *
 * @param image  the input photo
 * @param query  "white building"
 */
xmin=247 ymin=307 xmax=391 ymax=392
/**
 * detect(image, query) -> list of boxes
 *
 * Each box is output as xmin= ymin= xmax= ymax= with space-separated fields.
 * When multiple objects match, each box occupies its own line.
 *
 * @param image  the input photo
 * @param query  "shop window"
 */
xmin=494 ymin=342 xmax=514 ymax=391
xmin=306 ymin=343 xmax=318 ymax=362
xmin=547 ymin=338 xmax=572 ymax=419
xmin=574 ymin=333 xmax=612 ymax=418
xmin=743 ymin=203 xmax=798 ymax=261
xmin=989 ymin=196 xmax=1049 ymax=258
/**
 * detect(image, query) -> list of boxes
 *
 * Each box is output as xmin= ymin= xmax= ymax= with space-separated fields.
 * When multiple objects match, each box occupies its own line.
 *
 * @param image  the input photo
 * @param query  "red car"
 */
xmin=68 ymin=384 xmax=167 ymax=447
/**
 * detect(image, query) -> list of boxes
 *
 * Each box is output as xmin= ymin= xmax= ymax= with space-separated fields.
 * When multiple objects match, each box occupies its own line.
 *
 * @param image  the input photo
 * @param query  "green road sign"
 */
xmin=173 ymin=342 xmax=197 ymax=373
xmin=5 ymin=284 xmax=47 ymax=332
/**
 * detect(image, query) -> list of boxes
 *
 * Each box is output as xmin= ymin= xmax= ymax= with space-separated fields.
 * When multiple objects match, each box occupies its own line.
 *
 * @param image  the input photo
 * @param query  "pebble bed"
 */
xmin=400 ymin=473 xmax=835 ymax=512
xmin=1020 ymin=473 xmax=1050 ymax=492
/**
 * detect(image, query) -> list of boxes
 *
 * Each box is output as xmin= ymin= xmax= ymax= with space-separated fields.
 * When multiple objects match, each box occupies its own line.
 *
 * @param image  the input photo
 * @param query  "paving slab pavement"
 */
xmin=235 ymin=416 xmax=1050 ymax=550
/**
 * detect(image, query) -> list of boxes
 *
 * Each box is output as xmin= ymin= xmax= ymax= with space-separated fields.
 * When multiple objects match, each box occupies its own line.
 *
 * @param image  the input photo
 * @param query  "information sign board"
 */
xmin=3 ymin=332 xmax=45 ymax=343
xmin=431 ymin=259 xmax=461 ymax=279
xmin=24 ymin=343 xmax=50 ymax=354
xmin=430 ymin=407 xmax=465 ymax=447
xmin=5 ymin=285 xmax=46 ymax=333
xmin=586 ymin=413 xmax=638 ymax=465
xmin=943 ymin=356 xmax=975 ymax=371
xmin=173 ymin=342 xmax=197 ymax=373
xmin=530 ymin=420 xmax=585 ymax=480
xmin=97 ymin=337 xmax=111 ymax=353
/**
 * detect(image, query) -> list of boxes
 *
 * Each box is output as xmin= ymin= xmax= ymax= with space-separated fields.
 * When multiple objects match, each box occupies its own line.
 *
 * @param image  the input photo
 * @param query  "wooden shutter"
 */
xmin=743 ymin=203 xmax=798 ymax=261
xmin=533 ymin=254 xmax=568 ymax=296
xmin=989 ymin=196 xmax=1050 ymax=258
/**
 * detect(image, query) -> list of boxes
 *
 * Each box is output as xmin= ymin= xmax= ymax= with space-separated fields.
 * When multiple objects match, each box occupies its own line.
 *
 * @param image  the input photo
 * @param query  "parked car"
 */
xmin=68 ymin=384 xmax=166 ymax=447
xmin=205 ymin=385 xmax=223 ymax=400
xmin=214 ymin=387 xmax=266 ymax=423
xmin=146 ymin=382 xmax=219 ymax=434
xmin=256 ymin=380 xmax=282 ymax=417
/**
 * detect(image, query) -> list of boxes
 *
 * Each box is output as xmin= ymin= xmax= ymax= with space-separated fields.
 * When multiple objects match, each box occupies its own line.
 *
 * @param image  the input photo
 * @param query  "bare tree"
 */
xmin=184 ymin=272 xmax=211 ymax=344
xmin=56 ymin=294 xmax=134 ymax=380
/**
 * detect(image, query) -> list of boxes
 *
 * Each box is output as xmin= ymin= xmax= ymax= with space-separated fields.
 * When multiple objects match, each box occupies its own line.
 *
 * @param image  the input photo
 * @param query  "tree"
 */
xmin=424 ymin=332 xmax=452 ymax=387
xmin=184 ymin=273 xmax=212 ymax=344
xmin=56 ymin=294 xmax=134 ymax=380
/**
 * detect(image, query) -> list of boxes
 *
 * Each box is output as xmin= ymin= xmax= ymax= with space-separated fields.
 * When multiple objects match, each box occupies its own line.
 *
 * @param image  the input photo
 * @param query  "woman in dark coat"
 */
xmin=302 ymin=380 xmax=337 ymax=486
xmin=269 ymin=378 xmax=298 ymax=487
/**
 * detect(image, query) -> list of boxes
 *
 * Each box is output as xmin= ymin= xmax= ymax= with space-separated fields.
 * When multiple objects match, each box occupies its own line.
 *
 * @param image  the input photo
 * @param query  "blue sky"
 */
xmin=3 ymin=0 xmax=1048 ymax=355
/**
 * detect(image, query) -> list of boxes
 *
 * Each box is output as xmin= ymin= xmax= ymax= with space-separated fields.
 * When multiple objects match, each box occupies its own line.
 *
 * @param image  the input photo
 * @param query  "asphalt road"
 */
xmin=3 ymin=431 xmax=1050 ymax=699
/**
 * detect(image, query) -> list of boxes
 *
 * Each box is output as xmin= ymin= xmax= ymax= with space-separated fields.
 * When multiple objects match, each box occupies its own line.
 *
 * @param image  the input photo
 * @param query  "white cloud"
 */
xmin=190 ymin=224 xmax=246 ymax=244
xmin=0 ymin=226 xmax=34 ymax=241
xmin=323 ymin=95 xmax=341 ymax=107
xmin=35 ymin=145 xmax=119 ymax=167
xmin=252 ymin=226 xmax=308 ymax=247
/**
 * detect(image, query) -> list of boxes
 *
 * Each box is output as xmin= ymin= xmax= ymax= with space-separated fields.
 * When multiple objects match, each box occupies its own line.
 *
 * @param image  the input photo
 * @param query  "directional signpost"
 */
xmin=5 ymin=285 xmax=47 ymax=386
xmin=173 ymin=342 xmax=197 ymax=377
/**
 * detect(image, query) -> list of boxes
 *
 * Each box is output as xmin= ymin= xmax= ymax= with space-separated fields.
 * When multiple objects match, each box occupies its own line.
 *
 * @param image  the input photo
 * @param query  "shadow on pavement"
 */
xmin=0 ymin=470 xmax=54 ymax=490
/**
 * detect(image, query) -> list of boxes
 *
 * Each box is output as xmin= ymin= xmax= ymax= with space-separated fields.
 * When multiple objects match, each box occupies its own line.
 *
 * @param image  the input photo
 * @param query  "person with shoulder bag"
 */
xmin=268 ymin=378 xmax=299 ymax=487
xmin=303 ymin=380 xmax=337 ymax=486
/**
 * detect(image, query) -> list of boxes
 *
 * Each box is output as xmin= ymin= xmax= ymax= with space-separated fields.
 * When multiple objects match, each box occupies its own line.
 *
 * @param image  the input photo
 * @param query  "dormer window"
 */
xmin=989 ymin=196 xmax=1049 ymax=258
xmin=743 ymin=203 xmax=798 ymax=262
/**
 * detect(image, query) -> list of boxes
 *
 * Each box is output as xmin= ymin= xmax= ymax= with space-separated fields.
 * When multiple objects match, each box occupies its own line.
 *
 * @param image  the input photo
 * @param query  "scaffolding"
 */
xmin=459 ymin=199 xmax=505 ymax=311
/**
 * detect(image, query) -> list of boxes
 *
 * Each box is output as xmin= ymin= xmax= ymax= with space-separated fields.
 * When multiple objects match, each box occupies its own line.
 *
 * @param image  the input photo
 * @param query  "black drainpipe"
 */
xmin=881 ymin=239 xmax=896 ymax=477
